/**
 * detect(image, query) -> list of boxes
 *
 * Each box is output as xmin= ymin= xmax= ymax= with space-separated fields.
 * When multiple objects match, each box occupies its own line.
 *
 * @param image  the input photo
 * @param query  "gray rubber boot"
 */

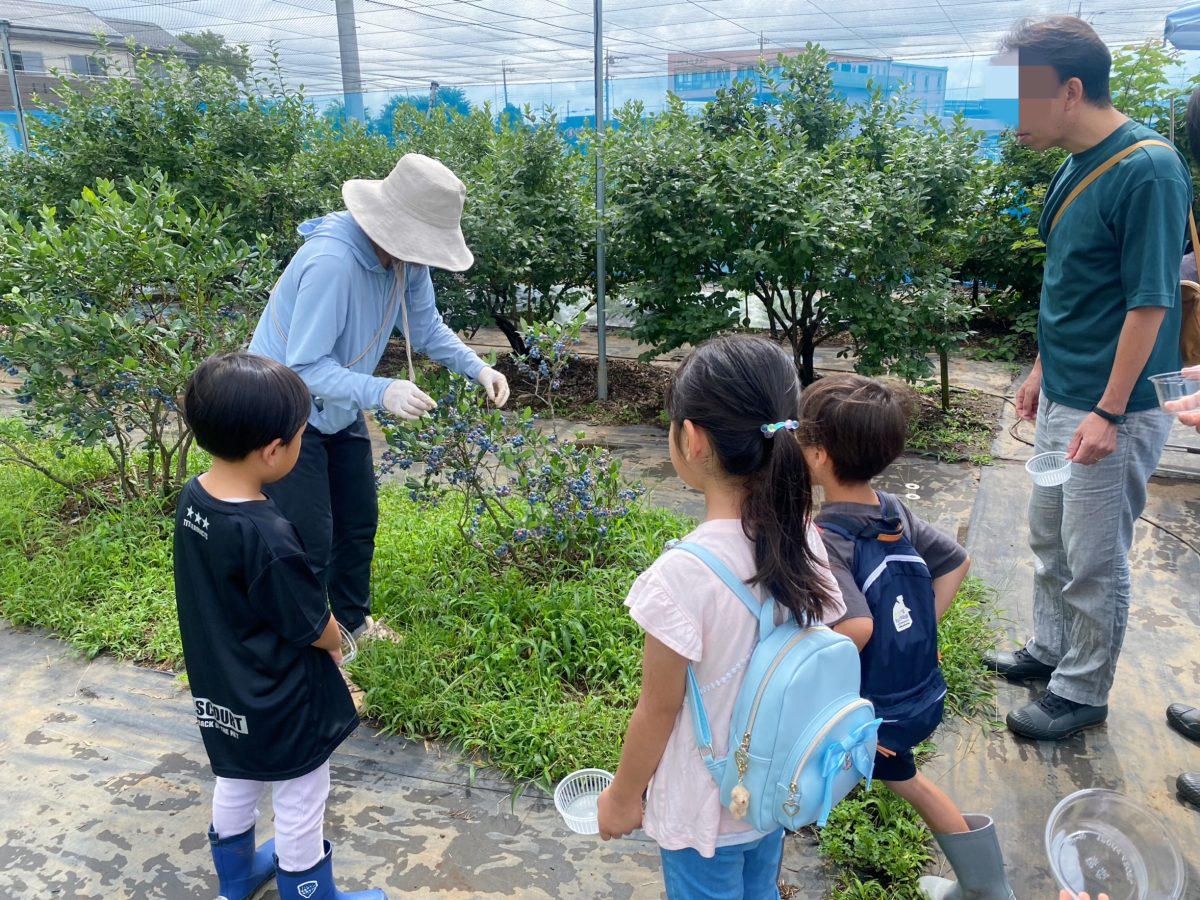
xmin=917 ymin=814 xmax=1015 ymax=900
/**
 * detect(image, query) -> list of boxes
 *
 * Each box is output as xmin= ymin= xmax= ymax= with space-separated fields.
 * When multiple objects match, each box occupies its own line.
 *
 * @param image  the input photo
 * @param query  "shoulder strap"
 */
xmin=669 ymin=539 xmax=776 ymax=786
xmin=1190 ymin=209 xmax=1200 ymax=264
xmin=817 ymin=494 xmax=904 ymax=543
xmin=1049 ymin=139 xmax=1183 ymax=234
xmin=669 ymin=541 xmax=778 ymax=634
xmin=816 ymin=514 xmax=863 ymax=541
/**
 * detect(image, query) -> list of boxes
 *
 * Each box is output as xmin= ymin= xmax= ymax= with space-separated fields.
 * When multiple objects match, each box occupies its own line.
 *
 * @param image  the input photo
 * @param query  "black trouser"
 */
xmin=266 ymin=413 xmax=378 ymax=632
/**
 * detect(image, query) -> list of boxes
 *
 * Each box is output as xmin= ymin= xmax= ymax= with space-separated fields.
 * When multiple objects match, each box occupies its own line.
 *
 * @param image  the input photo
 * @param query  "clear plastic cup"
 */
xmin=1149 ymin=370 xmax=1200 ymax=414
xmin=1026 ymin=451 xmax=1072 ymax=487
xmin=1045 ymin=789 xmax=1187 ymax=900
xmin=553 ymin=769 xmax=613 ymax=835
xmin=338 ymin=622 xmax=357 ymax=666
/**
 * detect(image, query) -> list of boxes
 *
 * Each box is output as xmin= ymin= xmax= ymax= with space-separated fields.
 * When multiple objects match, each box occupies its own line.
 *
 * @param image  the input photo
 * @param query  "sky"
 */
xmin=8 ymin=0 xmax=1195 ymax=115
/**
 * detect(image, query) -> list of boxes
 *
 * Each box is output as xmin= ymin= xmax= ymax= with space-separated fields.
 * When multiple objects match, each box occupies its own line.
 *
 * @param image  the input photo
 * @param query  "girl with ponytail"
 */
xmin=597 ymin=335 xmax=846 ymax=898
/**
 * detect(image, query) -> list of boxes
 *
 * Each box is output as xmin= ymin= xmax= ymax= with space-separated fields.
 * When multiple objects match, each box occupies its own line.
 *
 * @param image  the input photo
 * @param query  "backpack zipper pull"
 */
xmin=730 ymin=733 xmax=752 ymax=819
xmin=782 ymin=782 xmax=800 ymax=819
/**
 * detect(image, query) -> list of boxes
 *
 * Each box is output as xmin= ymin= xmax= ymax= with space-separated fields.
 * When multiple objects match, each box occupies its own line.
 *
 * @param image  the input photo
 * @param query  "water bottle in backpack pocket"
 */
xmin=670 ymin=541 xmax=881 ymax=833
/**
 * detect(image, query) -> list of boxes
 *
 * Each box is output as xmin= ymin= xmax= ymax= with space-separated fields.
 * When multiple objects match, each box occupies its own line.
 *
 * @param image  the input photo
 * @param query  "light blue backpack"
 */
xmin=671 ymin=541 xmax=881 ymax=832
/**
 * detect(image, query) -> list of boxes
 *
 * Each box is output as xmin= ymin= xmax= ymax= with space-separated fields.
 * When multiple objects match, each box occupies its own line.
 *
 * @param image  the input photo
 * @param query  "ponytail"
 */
xmin=665 ymin=336 xmax=837 ymax=624
xmin=743 ymin=428 xmax=830 ymax=625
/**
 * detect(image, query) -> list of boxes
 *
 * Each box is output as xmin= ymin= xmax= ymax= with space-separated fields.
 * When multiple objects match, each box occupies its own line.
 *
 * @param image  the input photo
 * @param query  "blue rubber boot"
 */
xmin=275 ymin=841 xmax=386 ymax=899
xmin=208 ymin=824 xmax=276 ymax=900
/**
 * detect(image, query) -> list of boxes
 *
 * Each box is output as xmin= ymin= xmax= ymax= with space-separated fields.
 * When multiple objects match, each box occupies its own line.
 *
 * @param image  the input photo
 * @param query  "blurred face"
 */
xmin=1014 ymin=64 xmax=1071 ymax=151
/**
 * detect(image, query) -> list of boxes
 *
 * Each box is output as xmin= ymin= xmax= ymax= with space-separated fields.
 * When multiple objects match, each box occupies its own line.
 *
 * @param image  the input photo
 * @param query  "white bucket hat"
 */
xmin=342 ymin=153 xmax=474 ymax=272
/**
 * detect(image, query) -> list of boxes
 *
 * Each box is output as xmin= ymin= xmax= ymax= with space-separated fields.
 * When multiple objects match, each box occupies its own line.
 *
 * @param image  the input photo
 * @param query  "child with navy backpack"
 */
xmin=798 ymin=374 xmax=1014 ymax=900
xmin=597 ymin=336 xmax=880 ymax=900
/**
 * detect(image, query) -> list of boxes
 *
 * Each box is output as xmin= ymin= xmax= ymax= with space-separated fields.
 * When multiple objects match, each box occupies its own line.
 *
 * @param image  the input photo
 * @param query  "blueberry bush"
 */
xmin=377 ymin=369 xmax=643 ymax=572
xmin=0 ymin=46 xmax=393 ymax=262
xmin=0 ymin=173 xmax=275 ymax=500
xmin=509 ymin=315 xmax=584 ymax=420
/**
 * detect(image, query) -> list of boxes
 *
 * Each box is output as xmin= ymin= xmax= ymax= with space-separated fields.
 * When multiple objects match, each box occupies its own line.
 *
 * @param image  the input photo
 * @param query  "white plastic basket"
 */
xmin=553 ymin=768 xmax=613 ymax=835
xmin=1025 ymin=451 xmax=1072 ymax=487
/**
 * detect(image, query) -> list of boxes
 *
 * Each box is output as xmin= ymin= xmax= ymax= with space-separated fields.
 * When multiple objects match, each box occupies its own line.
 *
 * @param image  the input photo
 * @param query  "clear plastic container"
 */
xmin=553 ymin=769 xmax=613 ymax=835
xmin=1149 ymin=370 xmax=1200 ymax=414
xmin=338 ymin=622 xmax=357 ymax=666
xmin=1045 ymin=789 xmax=1187 ymax=900
xmin=1026 ymin=451 xmax=1072 ymax=487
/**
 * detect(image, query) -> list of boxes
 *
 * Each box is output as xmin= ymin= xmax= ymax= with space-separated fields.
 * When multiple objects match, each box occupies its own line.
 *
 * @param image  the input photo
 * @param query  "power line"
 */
xmin=1 ymin=0 xmax=1176 ymax=96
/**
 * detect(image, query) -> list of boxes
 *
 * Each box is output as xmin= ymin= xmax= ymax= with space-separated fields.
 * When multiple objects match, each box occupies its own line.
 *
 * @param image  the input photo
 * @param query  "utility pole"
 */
xmin=0 ymin=20 xmax=29 ymax=149
xmin=334 ymin=0 xmax=365 ymax=123
xmin=604 ymin=51 xmax=620 ymax=125
xmin=594 ymin=0 xmax=608 ymax=401
xmin=757 ymin=31 xmax=765 ymax=100
xmin=501 ymin=61 xmax=513 ymax=110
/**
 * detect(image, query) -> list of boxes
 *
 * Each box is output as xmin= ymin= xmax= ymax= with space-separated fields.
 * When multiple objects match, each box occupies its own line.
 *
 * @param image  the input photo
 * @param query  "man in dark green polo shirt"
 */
xmin=985 ymin=17 xmax=1192 ymax=741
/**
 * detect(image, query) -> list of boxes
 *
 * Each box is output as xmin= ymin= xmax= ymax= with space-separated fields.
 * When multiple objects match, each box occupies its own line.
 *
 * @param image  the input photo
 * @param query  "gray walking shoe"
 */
xmin=917 ymin=814 xmax=1015 ymax=900
xmin=1006 ymin=690 xmax=1107 ymax=741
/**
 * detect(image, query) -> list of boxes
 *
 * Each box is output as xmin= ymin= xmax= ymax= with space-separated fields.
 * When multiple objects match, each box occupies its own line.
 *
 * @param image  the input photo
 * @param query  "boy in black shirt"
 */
xmin=798 ymin=375 xmax=1013 ymax=900
xmin=176 ymin=352 xmax=383 ymax=900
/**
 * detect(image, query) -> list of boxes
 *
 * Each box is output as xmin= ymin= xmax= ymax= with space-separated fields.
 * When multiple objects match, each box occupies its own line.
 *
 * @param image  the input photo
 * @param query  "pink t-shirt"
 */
xmin=625 ymin=518 xmax=846 ymax=858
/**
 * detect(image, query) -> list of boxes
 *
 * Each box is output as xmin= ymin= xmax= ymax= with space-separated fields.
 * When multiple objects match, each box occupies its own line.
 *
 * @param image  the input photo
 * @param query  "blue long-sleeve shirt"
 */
xmin=249 ymin=211 xmax=486 ymax=434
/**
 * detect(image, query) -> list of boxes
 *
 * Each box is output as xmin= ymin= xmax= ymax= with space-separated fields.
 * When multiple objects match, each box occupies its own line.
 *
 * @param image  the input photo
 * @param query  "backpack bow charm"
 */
xmin=817 ymin=719 xmax=882 ymax=826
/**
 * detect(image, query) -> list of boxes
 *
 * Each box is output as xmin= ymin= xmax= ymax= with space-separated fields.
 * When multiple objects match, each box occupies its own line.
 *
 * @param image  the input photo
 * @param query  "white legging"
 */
xmin=212 ymin=761 xmax=329 ymax=872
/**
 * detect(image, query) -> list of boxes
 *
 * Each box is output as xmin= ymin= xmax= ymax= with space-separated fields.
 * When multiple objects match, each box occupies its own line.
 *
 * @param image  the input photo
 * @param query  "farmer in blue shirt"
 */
xmin=249 ymin=154 xmax=509 ymax=639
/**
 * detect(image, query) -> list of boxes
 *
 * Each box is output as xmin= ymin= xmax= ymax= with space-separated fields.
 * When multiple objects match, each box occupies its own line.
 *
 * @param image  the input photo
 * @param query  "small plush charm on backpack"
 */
xmin=729 ymin=783 xmax=750 ymax=819
xmin=729 ymin=740 xmax=752 ymax=819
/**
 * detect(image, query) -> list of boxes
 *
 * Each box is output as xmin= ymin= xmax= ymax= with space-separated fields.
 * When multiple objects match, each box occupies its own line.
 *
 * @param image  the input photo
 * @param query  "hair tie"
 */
xmin=760 ymin=420 xmax=799 ymax=438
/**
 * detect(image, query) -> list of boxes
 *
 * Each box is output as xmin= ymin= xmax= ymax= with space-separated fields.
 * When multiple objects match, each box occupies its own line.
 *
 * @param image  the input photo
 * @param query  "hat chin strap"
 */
xmin=397 ymin=269 xmax=416 ymax=383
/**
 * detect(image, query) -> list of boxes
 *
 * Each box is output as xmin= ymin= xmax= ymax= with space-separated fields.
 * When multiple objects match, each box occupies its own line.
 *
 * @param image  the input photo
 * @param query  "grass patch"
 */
xmin=0 ymin=422 xmax=184 ymax=666
xmin=354 ymin=488 xmax=687 ymax=787
xmin=906 ymin=387 xmax=1000 ymax=465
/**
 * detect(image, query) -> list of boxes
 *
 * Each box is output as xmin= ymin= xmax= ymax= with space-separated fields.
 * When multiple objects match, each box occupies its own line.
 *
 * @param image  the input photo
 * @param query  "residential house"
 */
xmin=0 ymin=0 xmax=195 ymax=148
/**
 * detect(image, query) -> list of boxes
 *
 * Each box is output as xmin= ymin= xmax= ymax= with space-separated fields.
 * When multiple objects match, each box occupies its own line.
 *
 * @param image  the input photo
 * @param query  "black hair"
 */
xmin=182 ymin=352 xmax=311 ymax=461
xmin=665 ymin=335 xmax=836 ymax=626
xmin=797 ymin=374 xmax=908 ymax=483
xmin=1001 ymin=16 xmax=1112 ymax=107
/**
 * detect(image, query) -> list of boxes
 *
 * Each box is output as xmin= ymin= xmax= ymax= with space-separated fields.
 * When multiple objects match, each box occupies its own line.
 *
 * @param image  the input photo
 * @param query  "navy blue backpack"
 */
xmin=817 ymin=493 xmax=946 ymax=724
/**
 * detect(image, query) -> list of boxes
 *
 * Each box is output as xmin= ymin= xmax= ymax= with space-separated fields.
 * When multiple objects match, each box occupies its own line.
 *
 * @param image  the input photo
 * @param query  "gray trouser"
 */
xmin=1025 ymin=399 xmax=1171 ymax=707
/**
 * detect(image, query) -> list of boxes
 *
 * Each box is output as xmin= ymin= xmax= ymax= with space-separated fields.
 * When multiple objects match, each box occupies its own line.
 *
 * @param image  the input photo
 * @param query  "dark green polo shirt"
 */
xmin=1038 ymin=121 xmax=1192 ymax=412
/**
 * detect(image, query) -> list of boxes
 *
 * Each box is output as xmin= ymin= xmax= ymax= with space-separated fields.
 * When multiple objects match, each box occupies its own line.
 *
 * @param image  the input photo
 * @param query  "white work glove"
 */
xmin=476 ymin=366 xmax=510 ymax=407
xmin=382 ymin=379 xmax=436 ymax=420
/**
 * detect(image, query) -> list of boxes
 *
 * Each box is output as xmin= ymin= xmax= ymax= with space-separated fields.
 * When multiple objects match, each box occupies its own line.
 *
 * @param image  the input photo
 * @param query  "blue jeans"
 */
xmin=660 ymin=831 xmax=785 ymax=900
xmin=1026 ymin=399 xmax=1171 ymax=706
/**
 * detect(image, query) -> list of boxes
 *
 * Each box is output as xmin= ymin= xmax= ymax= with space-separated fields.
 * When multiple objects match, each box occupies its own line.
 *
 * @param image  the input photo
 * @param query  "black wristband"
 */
xmin=1092 ymin=405 xmax=1127 ymax=425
